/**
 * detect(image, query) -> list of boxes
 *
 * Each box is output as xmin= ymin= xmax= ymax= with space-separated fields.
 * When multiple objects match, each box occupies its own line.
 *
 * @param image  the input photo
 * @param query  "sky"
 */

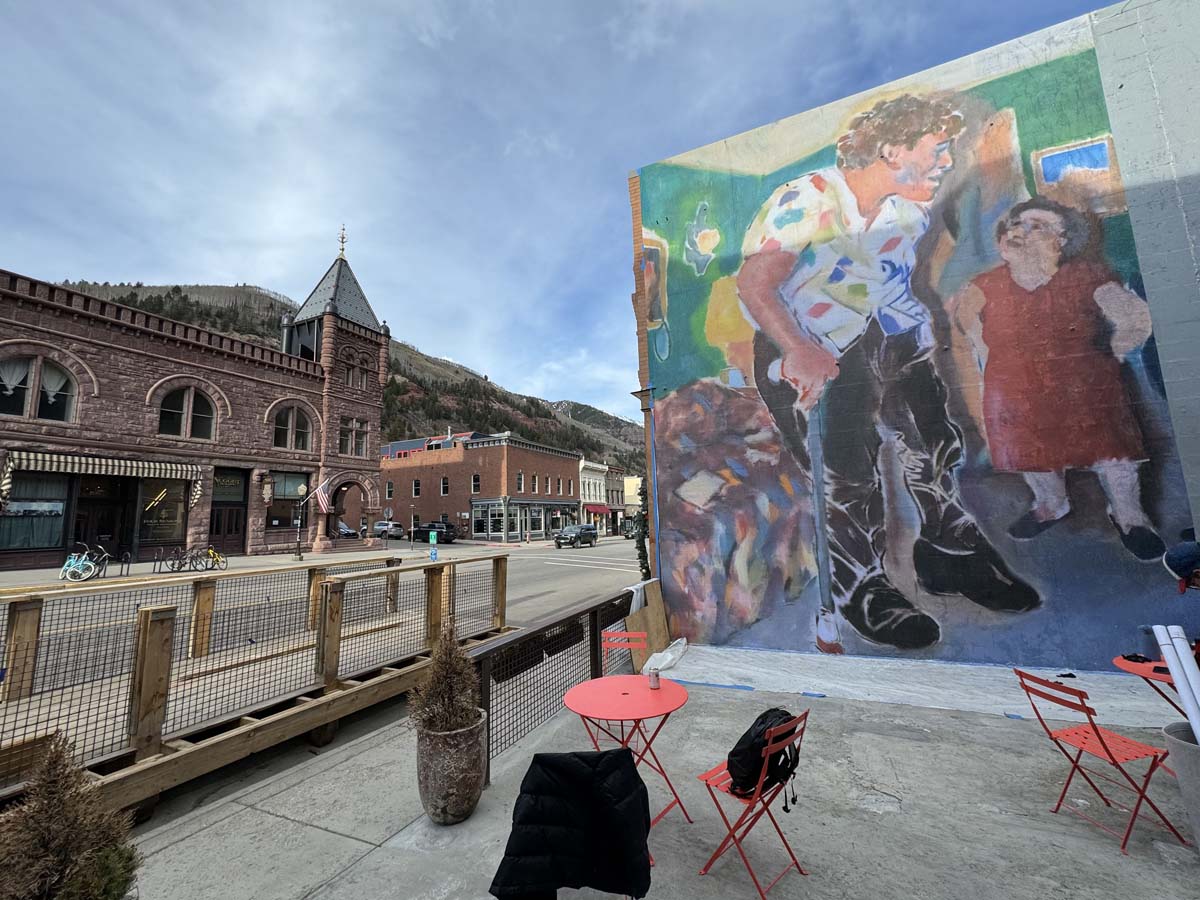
xmin=0 ymin=0 xmax=1105 ymax=419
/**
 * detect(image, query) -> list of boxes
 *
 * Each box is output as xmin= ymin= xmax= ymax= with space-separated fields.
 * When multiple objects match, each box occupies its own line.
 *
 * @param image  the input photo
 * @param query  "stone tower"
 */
xmin=288 ymin=244 xmax=389 ymax=550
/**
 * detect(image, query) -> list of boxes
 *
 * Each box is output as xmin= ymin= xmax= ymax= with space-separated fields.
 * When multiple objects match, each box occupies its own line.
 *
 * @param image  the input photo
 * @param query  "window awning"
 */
xmin=0 ymin=451 xmax=205 ymax=508
xmin=584 ymin=504 xmax=610 ymax=515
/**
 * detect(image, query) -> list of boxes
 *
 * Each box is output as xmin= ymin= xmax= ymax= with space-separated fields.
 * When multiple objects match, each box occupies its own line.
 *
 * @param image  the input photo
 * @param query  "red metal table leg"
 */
xmin=1141 ymin=676 xmax=1188 ymax=717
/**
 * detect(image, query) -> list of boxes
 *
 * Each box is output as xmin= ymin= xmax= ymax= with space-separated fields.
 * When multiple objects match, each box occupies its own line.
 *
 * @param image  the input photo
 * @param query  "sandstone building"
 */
xmin=0 ymin=250 xmax=387 ymax=569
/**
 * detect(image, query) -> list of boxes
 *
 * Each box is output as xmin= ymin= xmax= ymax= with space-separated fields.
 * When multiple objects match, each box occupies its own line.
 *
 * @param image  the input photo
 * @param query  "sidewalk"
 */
xmin=133 ymin=653 xmax=1199 ymax=900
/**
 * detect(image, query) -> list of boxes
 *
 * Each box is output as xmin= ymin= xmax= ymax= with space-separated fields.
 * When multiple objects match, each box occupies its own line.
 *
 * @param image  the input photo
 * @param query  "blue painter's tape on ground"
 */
xmin=673 ymin=679 xmax=754 ymax=691
xmin=1004 ymin=712 xmax=1025 ymax=720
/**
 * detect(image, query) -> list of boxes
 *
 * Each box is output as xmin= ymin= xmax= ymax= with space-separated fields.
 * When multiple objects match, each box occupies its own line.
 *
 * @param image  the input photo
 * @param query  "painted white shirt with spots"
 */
xmin=741 ymin=166 xmax=933 ymax=357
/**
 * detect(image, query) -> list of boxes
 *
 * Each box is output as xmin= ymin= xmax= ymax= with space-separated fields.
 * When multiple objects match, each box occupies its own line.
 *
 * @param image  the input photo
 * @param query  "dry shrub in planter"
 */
xmin=0 ymin=733 xmax=140 ymax=900
xmin=411 ymin=628 xmax=487 ymax=825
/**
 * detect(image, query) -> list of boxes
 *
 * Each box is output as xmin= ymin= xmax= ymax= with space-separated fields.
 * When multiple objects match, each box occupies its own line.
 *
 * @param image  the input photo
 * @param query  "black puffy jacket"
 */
xmin=489 ymin=748 xmax=651 ymax=899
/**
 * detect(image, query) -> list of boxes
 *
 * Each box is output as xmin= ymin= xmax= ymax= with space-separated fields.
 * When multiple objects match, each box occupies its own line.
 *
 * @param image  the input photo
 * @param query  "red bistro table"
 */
xmin=1112 ymin=653 xmax=1191 ymax=717
xmin=563 ymin=674 xmax=693 ymax=829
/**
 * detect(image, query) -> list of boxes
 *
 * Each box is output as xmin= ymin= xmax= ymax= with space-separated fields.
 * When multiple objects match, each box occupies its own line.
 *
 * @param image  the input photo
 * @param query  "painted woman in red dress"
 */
xmin=949 ymin=197 xmax=1164 ymax=561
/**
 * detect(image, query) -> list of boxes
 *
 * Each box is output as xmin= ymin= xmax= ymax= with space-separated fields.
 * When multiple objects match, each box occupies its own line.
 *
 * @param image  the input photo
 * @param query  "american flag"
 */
xmin=313 ymin=477 xmax=333 ymax=514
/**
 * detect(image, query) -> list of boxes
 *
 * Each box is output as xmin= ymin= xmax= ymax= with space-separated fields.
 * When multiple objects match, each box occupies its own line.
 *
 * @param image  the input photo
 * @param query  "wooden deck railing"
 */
xmin=0 ymin=553 xmax=510 ymax=807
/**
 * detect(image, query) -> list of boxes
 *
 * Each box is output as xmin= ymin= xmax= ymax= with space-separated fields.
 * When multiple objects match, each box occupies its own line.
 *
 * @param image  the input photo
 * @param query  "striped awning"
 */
xmin=0 ymin=451 xmax=205 ymax=508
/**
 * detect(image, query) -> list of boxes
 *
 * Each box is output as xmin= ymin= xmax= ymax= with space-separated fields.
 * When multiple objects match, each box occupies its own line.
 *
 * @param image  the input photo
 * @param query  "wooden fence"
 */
xmin=0 ymin=553 xmax=510 ymax=807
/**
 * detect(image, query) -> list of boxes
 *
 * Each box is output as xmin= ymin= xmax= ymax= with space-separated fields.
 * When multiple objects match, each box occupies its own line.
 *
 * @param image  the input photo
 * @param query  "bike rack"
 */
xmin=118 ymin=552 xmax=132 ymax=577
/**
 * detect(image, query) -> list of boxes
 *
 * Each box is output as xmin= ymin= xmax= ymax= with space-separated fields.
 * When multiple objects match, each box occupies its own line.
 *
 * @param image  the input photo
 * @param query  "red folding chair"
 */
xmin=595 ymin=630 xmax=651 ymax=750
xmin=696 ymin=711 xmax=810 ymax=898
xmin=602 ymin=629 xmax=647 ymax=675
xmin=1013 ymin=668 xmax=1190 ymax=854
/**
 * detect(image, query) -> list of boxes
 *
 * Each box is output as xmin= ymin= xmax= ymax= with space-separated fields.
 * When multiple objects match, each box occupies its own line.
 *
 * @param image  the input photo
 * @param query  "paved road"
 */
xmin=0 ymin=539 xmax=644 ymax=695
xmin=497 ymin=539 xmax=643 ymax=625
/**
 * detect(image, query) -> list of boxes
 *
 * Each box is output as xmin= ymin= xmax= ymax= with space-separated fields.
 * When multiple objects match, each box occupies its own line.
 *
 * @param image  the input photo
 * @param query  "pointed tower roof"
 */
xmin=293 ymin=255 xmax=382 ymax=332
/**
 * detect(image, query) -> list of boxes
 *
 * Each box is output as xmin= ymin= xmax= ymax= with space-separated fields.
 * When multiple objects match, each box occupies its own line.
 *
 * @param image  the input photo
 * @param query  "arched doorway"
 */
xmin=331 ymin=481 xmax=367 ymax=542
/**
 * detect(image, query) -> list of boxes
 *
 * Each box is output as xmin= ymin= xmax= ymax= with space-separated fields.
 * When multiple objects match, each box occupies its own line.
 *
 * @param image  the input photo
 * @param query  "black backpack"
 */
xmin=726 ymin=707 xmax=800 ymax=808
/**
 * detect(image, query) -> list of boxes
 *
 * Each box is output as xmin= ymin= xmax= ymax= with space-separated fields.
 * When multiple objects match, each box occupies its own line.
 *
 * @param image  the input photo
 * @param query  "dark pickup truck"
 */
xmin=410 ymin=522 xmax=457 ymax=544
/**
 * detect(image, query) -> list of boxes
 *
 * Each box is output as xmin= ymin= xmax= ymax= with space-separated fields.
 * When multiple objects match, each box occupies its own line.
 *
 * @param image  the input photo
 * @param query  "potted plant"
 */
xmin=411 ymin=627 xmax=488 ymax=825
xmin=0 ymin=733 xmax=141 ymax=900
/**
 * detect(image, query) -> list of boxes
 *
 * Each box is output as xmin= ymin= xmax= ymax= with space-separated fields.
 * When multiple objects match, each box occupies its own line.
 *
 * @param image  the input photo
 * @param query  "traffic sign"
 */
xmin=384 ymin=506 xmax=393 ymax=521
xmin=429 ymin=530 xmax=438 ymax=545
xmin=429 ymin=547 xmax=438 ymax=562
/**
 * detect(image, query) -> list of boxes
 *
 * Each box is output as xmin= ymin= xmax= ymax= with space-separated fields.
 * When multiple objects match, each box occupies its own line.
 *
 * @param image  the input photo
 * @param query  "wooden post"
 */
xmin=128 ymin=605 xmax=177 ymax=760
xmin=386 ymin=571 xmax=400 ymax=619
xmin=188 ymin=579 xmax=215 ymax=658
xmin=445 ymin=563 xmax=457 ymax=634
xmin=491 ymin=557 xmax=508 ymax=630
xmin=588 ymin=608 xmax=603 ymax=680
xmin=307 ymin=567 xmax=327 ymax=631
xmin=315 ymin=581 xmax=344 ymax=691
xmin=425 ymin=565 xmax=444 ymax=647
xmin=3 ymin=598 xmax=43 ymax=702
xmin=478 ymin=655 xmax=493 ymax=787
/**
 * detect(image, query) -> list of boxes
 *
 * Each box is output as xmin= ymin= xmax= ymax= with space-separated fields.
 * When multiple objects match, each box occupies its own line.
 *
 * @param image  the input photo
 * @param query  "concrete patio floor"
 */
xmin=133 ymin=651 xmax=1200 ymax=900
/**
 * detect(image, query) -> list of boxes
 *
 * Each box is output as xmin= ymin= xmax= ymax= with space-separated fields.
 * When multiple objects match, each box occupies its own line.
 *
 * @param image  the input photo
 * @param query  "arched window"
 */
xmin=158 ymin=386 xmax=216 ymax=439
xmin=0 ymin=356 xmax=77 ymax=422
xmin=272 ymin=406 xmax=312 ymax=450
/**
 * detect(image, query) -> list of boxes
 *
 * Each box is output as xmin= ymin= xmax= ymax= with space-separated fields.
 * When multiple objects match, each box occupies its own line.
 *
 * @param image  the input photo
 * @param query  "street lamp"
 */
xmin=294 ymin=483 xmax=308 ymax=561
xmin=409 ymin=503 xmax=416 ymax=551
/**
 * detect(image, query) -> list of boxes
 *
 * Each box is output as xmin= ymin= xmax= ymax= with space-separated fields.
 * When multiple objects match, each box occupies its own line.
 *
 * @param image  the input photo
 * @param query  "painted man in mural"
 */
xmin=738 ymin=93 xmax=1040 ymax=652
xmin=949 ymin=197 xmax=1164 ymax=560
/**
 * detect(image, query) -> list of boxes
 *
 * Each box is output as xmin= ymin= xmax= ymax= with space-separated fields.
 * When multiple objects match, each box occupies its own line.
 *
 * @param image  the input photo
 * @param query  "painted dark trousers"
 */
xmin=753 ymin=320 xmax=972 ymax=605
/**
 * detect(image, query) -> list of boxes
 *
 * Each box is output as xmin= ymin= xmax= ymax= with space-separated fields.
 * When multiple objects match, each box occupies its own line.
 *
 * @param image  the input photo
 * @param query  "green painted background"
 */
xmin=640 ymin=49 xmax=1140 ymax=396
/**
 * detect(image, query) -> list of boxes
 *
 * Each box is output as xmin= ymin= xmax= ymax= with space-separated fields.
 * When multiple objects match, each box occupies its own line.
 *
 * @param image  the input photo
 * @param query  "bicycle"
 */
xmin=60 ymin=543 xmax=96 ymax=581
xmin=88 ymin=543 xmax=112 ymax=579
xmin=189 ymin=545 xmax=228 ymax=571
xmin=165 ymin=546 xmax=190 ymax=573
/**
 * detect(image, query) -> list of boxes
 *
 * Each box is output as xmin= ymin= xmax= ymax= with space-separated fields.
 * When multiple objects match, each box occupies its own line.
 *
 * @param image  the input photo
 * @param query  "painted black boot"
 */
xmin=914 ymin=524 xmax=1040 ymax=613
xmin=838 ymin=574 xmax=941 ymax=650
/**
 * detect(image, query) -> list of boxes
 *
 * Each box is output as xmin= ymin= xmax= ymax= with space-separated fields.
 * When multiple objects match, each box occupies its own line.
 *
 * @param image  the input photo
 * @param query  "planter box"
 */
xmin=1164 ymin=721 xmax=1200 ymax=849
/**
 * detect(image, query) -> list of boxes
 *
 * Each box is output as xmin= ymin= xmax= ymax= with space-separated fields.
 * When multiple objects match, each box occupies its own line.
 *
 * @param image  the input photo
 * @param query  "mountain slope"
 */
xmin=61 ymin=280 xmax=645 ymax=473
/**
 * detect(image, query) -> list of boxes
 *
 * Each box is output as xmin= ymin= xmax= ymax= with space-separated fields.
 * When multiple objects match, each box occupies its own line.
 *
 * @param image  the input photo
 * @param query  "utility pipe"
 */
xmin=1152 ymin=625 xmax=1200 ymax=736
xmin=1166 ymin=625 xmax=1200 ymax=727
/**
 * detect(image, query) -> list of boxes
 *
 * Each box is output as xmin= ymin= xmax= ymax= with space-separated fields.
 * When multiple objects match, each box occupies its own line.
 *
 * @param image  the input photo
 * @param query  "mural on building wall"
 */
xmin=638 ymin=23 xmax=1198 ymax=668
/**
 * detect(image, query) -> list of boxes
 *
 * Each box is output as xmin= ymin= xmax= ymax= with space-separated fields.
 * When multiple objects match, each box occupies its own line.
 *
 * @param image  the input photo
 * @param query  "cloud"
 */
xmin=0 ymin=0 xmax=1099 ymax=424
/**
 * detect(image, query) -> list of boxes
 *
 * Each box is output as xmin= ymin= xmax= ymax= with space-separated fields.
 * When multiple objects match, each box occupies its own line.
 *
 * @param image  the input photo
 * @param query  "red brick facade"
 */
xmin=0 ymin=262 xmax=386 ymax=569
xmin=371 ymin=434 xmax=581 ymax=541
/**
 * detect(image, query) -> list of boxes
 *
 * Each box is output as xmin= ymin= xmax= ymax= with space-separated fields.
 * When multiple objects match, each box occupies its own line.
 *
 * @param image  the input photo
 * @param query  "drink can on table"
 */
xmin=648 ymin=668 xmax=660 ymax=690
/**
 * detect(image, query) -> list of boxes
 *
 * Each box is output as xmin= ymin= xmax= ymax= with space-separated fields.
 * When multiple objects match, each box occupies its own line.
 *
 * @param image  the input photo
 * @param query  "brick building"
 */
xmin=0 ymin=251 xmax=387 ymax=570
xmin=579 ymin=458 xmax=609 ymax=533
xmin=376 ymin=432 xmax=580 ymax=541
xmin=604 ymin=464 xmax=625 ymax=534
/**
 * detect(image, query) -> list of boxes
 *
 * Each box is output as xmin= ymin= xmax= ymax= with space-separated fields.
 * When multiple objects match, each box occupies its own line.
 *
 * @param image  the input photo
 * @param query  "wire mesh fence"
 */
xmin=453 ymin=560 xmax=495 ymax=639
xmin=481 ymin=592 xmax=632 ymax=759
xmin=0 ymin=554 xmax=408 ymax=793
xmin=166 ymin=599 xmax=321 ymax=735
xmin=1 ymin=631 xmax=133 ymax=791
xmin=337 ymin=571 xmax=427 ymax=677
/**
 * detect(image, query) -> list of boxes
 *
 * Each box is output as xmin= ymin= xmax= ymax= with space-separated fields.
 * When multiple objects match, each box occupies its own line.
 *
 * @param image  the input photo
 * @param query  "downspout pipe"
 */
xmin=1153 ymin=625 xmax=1200 ymax=735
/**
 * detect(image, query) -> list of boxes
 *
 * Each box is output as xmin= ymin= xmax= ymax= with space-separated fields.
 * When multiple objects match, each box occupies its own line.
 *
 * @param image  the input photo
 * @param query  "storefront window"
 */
xmin=267 ymin=472 xmax=309 ymax=529
xmin=490 ymin=507 xmax=504 ymax=535
xmin=139 ymin=479 xmax=188 ymax=544
xmin=507 ymin=508 xmax=518 ymax=534
xmin=0 ymin=473 xmax=68 ymax=550
xmin=473 ymin=507 xmax=487 ymax=535
xmin=530 ymin=507 xmax=543 ymax=532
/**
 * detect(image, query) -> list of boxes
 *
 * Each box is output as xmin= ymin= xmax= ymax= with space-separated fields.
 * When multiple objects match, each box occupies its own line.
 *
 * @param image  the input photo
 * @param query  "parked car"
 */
xmin=372 ymin=521 xmax=407 ymax=540
xmin=411 ymin=521 xmax=457 ymax=544
xmin=335 ymin=520 xmax=359 ymax=538
xmin=555 ymin=524 xmax=598 ymax=549
xmin=620 ymin=519 xmax=640 ymax=540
